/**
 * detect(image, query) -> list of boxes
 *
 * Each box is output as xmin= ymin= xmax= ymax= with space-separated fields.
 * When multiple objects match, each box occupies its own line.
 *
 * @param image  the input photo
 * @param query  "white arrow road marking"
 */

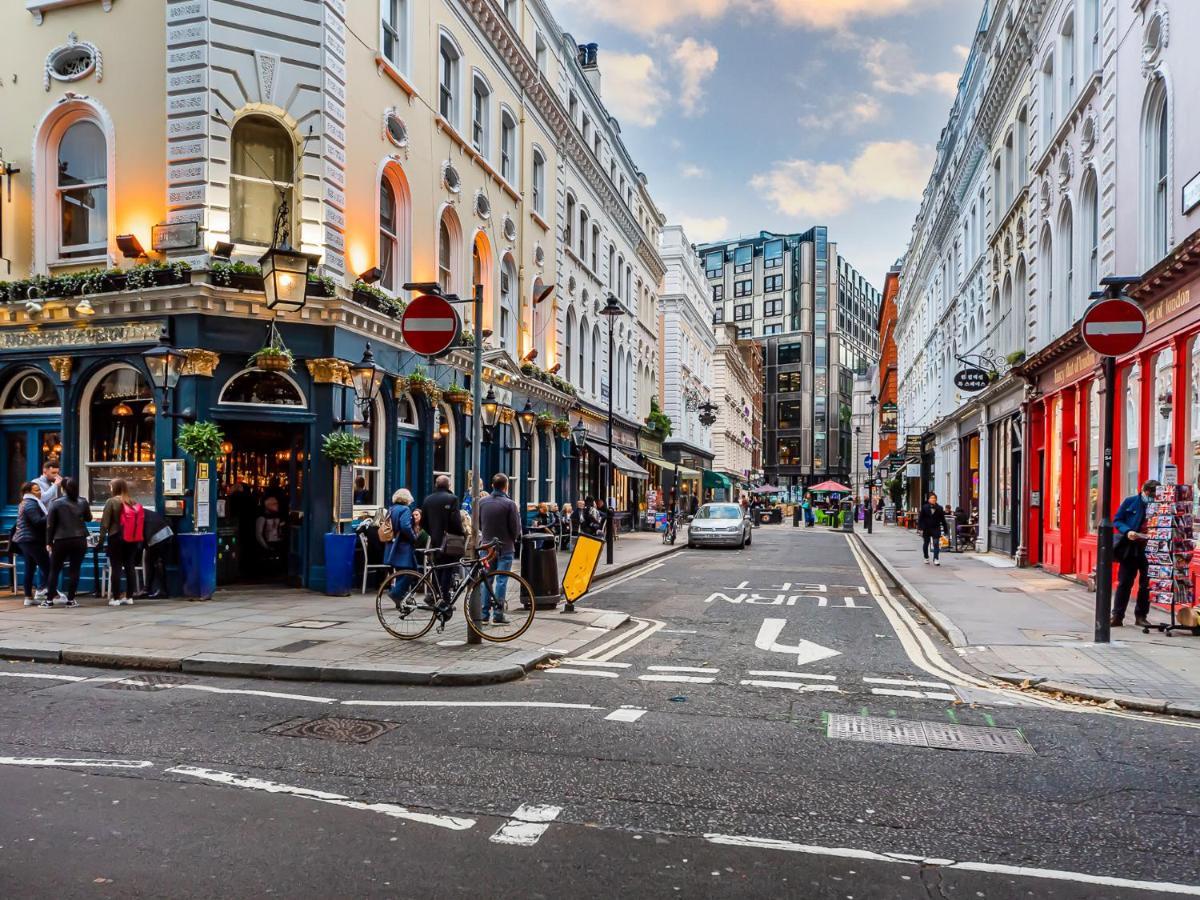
xmin=605 ymin=707 xmax=647 ymax=722
xmin=165 ymin=766 xmax=475 ymax=831
xmin=754 ymin=618 xmax=841 ymax=667
xmin=0 ymin=756 xmax=154 ymax=769
xmin=489 ymin=804 xmax=563 ymax=846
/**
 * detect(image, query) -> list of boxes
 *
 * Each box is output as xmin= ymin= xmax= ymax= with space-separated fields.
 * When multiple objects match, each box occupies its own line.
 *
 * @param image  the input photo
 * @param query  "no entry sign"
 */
xmin=401 ymin=293 xmax=461 ymax=357
xmin=1080 ymin=298 xmax=1146 ymax=357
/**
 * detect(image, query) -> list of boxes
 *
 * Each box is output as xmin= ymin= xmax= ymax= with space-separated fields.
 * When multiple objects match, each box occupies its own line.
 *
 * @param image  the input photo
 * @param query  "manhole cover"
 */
xmin=265 ymin=716 xmax=399 ymax=744
xmin=268 ymin=639 xmax=329 ymax=653
xmin=827 ymin=714 xmax=1033 ymax=755
xmin=284 ymin=620 xmax=346 ymax=630
xmin=99 ymin=674 xmax=190 ymax=692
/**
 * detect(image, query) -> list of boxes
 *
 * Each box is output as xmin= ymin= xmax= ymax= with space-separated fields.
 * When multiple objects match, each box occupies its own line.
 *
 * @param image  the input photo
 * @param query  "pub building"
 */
xmin=1018 ymin=228 xmax=1200 ymax=595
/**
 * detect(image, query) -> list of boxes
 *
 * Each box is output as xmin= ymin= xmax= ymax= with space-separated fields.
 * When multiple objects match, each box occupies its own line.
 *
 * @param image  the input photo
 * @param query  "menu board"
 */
xmin=335 ymin=466 xmax=355 ymax=523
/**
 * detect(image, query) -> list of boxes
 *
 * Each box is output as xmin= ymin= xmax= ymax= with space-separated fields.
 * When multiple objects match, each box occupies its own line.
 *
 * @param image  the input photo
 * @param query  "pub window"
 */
xmin=1123 ymin=362 xmax=1141 ymax=496
xmin=230 ymin=115 xmax=295 ymax=247
xmin=84 ymin=366 xmax=155 ymax=506
xmin=218 ymin=370 xmax=306 ymax=407
xmin=55 ymin=119 xmax=108 ymax=260
xmin=1088 ymin=380 xmax=1100 ymax=532
xmin=352 ymin=396 xmax=384 ymax=510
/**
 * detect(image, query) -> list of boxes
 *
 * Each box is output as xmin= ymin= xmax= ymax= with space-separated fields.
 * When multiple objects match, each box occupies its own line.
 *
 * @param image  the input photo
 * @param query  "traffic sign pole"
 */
xmin=1095 ymin=354 xmax=1115 ymax=645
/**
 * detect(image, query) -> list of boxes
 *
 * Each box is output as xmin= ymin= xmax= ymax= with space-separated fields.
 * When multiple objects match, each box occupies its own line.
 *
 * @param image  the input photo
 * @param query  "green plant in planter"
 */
xmin=322 ymin=431 xmax=364 ymax=467
xmin=644 ymin=397 xmax=673 ymax=437
xmin=177 ymin=421 xmax=226 ymax=461
xmin=249 ymin=345 xmax=295 ymax=371
xmin=458 ymin=330 xmax=475 ymax=347
xmin=1006 ymin=349 xmax=1026 ymax=366
xmin=209 ymin=260 xmax=263 ymax=286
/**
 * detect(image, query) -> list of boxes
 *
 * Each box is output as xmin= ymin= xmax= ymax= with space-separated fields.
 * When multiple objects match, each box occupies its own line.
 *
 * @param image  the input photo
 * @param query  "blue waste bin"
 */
xmin=178 ymin=532 xmax=217 ymax=600
xmin=324 ymin=532 xmax=356 ymax=596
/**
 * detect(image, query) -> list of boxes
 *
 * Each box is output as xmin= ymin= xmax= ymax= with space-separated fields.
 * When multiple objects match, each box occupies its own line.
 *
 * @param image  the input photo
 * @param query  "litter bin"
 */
xmin=520 ymin=532 xmax=562 ymax=610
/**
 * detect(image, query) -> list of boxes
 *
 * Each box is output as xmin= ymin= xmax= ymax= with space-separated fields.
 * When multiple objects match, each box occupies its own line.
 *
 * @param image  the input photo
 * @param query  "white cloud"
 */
xmin=750 ymin=140 xmax=933 ymax=219
xmin=554 ymin=0 xmax=731 ymax=35
xmin=801 ymin=92 xmax=882 ymax=129
xmin=670 ymin=37 xmax=720 ymax=116
xmin=555 ymin=0 xmax=943 ymax=34
xmin=765 ymin=0 xmax=942 ymax=29
xmin=864 ymin=38 xmax=959 ymax=97
xmin=600 ymin=52 xmax=669 ymax=127
xmin=953 ymin=43 xmax=970 ymax=62
xmin=676 ymin=214 xmax=731 ymax=243
xmin=680 ymin=163 xmax=708 ymax=179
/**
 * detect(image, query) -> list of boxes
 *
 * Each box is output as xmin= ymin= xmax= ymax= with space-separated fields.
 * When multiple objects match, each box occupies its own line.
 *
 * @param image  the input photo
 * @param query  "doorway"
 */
xmin=215 ymin=420 xmax=307 ymax=586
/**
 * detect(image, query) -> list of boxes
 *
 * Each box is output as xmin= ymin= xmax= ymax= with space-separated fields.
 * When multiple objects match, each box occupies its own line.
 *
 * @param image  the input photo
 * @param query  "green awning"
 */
xmin=703 ymin=470 xmax=732 ymax=490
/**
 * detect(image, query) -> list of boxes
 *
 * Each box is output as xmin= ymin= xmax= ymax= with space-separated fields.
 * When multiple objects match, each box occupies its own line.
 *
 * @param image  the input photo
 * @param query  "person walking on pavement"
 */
xmin=476 ymin=473 xmax=522 ymax=625
xmin=100 ymin=478 xmax=144 ymax=606
xmin=45 ymin=477 xmax=91 ymax=607
xmin=1110 ymin=479 xmax=1160 ymax=627
xmin=33 ymin=459 xmax=63 ymax=512
xmin=917 ymin=491 xmax=947 ymax=566
xmin=13 ymin=482 xmax=51 ymax=606
xmin=420 ymin=475 xmax=465 ymax=611
xmin=384 ymin=488 xmax=418 ymax=606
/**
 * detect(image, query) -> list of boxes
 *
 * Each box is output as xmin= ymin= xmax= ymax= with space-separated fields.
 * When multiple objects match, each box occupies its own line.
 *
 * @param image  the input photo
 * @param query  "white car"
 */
xmin=687 ymin=503 xmax=753 ymax=549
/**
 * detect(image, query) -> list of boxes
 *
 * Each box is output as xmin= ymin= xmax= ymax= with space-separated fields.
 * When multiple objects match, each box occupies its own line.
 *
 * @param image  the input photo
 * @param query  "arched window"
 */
xmin=533 ymin=277 xmax=550 ymax=361
xmin=531 ymin=148 xmax=545 ymax=216
xmin=616 ymin=255 xmax=624 ymax=298
xmin=81 ymin=365 xmax=155 ymax=505
xmin=1041 ymin=54 xmax=1056 ymax=150
xmin=1004 ymin=132 xmax=1015 ymax=209
xmin=1143 ymin=77 xmax=1169 ymax=266
xmin=472 ymin=231 xmax=494 ymax=334
xmin=1014 ymin=257 xmax=1028 ymax=352
xmin=1060 ymin=11 xmax=1076 ymax=113
xmin=1000 ymin=276 xmax=1013 ymax=353
xmin=0 ymin=370 xmax=59 ymax=413
xmin=564 ymin=194 xmax=576 ymax=251
xmin=471 ymin=71 xmax=491 ymax=157
xmin=1058 ymin=201 xmax=1074 ymax=324
xmin=608 ymin=245 xmax=616 ymax=289
xmin=500 ymin=108 xmax=517 ymax=183
xmin=378 ymin=163 xmax=411 ymax=294
xmin=1081 ymin=170 xmax=1099 ymax=296
xmin=591 ymin=224 xmax=600 ymax=272
xmin=500 ymin=255 xmax=518 ymax=352
xmin=438 ymin=206 xmax=462 ymax=296
xmin=231 ymin=115 xmax=294 ymax=247
xmin=218 ymin=369 xmax=306 ymax=407
xmin=55 ymin=119 xmax=108 ymax=260
xmin=381 ymin=0 xmax=409 ymax=73
xmin=1040 ymin=225 xmax=1054 ymax=342
xmin=396 ymin=393 xmax=418 ymax=428
xmin=578 ymin=209 xmax=589 ymax=260
xmin=578 ymin=315 xmax=588 ymax=390
xmin=438 ymin=32 xmax=462 ymax=128
xmin=1017 ymin=106 xmax=1029 ymax=183
xmin=564 ymin=307 xmax=576 ymax=383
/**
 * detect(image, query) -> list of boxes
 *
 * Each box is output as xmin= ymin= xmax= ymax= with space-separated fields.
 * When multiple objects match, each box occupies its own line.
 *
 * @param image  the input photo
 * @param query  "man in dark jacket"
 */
xmin=1110 ymin=479 xmax=1159 ymax=627
xmin=917 ymin=491 xmax=948 ymax=566
xmin=476 ymin=473 xmax=522 ymax=624
xmin=421 ymin=475 xmax=465 ymax=607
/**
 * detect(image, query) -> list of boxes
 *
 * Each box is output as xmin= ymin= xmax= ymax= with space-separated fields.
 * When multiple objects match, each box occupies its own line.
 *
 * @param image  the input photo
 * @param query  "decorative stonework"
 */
xmin=48 ymin=355 xmax=72 ymax=383
xmin=45 ymin=33 xmax=101 ymax=91
xmin=1142 ymin=7 xmax=1168 ymax=77
xmin=254 ymin=50 xmax=279 ymax=106
xmin=180 ymin=348 xmax=220 ymax=377
xmin=307 ymin=358 xmax=351 ymax=385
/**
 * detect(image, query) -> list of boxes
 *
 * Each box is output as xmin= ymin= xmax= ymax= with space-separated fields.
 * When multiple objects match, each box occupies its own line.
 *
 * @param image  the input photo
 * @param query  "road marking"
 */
xmin=0 ymin=756 xmax=154 ymax=769
xmin=546 ymin=668 xmax=620 ymax=678
xmin=661 ymin=629 xmax=698 ymax=634
xmin=754 ymin=618 xmax=840 ymax=667
xmin=704 ymin=833 xmax=1200 ymax=896
xmin=638 ymin=674 xmax=716 ymax=684
xmin=646 ymin=665 xmax=719 ymax=673
xmin=165 ymin=766 xmax=475 ymax=831
xmin=870 ymin=687 xmax=958 ymax=701
xmin=341 ymin=700 xmax=601 ymax=710
xmin=739 ymin=680 xmax=841 ymax=693
xmin=489 ymin=803 xmax=563 ymax=846
xmin=582 ymin=561 xmax=668 ymax=598
xmin=0 ymin=672 xmax=87 ymax=682
xmin=175 ymin=684 xmax=338 ymax=704
xmin=559 ymin=659 xmax=631 ymax=668
xmin=746 ymin=670 xmax=837 ymax=681
xmin=605 ymin=707 xmax=647 ymax=722
xmin=863 ymin=676 xmax=952 ymax=690
xmin=580 ymin=616 xmax=668 ymax=663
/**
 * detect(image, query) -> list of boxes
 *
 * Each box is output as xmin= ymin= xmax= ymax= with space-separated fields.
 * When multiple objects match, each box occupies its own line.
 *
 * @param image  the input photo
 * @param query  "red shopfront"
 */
xmin=1023 ymin=230 xmax=1200 ymax=596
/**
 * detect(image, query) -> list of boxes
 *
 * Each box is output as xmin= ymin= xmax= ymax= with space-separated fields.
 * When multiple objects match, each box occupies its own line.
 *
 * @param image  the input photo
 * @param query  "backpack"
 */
xmin=120 ymin=502 xmax=145 ymax=543
xmin=376 ymin=507 xmax=394 ymax=543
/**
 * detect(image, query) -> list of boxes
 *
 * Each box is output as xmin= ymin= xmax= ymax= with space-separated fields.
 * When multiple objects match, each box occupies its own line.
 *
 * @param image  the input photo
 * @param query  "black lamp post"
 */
xmin=141 ymin=328 xmax=193 ymax=423
xmin=516 ymin=400 xmax=536 ymax=508
xmin=854 ymin=425 xmax=862 ymax=506
xmin=867 ymin=394 xmax=878 ymax=535
xmin=600 ymin=293 xmax=624 ymax=564
xmin=336 ymin=342 xmax=387 ymax=428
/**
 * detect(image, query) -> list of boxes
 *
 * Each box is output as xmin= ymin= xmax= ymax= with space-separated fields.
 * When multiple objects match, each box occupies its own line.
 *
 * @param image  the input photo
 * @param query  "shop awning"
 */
xmin=702 ymin=470 xmax=732 ymax=490
xmin=676 ymin=465 xmax=701 ymax=479
xmin=586 ymin=439 xmax=649 ymax=479
xmin=642 ymin=454 xmax=678 ymax=472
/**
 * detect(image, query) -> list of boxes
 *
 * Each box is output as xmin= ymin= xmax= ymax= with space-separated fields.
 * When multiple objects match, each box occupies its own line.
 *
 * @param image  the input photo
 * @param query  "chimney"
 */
xmin=577 ymin=42 xmax=601 ymax=96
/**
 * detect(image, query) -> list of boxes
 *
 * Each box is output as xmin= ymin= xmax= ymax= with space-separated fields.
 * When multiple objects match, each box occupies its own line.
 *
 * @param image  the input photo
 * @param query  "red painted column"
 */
xmin=1138 ymin=350 xmax=1153 ymax=487
xmin=1060 ymin=385 xmax=1078 ymax=576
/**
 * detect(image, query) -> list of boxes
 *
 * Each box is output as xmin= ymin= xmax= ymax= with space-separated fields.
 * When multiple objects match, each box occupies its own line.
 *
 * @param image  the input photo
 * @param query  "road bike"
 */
xmin=375 ymin=538 xmax=536 ymax=643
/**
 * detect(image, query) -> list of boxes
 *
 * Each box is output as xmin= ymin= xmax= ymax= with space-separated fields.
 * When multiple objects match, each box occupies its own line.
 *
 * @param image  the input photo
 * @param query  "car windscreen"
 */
xmin=695 ymin=505 xmax=742 ymax=519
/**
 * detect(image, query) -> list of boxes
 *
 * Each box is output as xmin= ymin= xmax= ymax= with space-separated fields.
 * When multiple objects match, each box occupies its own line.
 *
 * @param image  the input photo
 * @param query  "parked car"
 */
xmin=687 ymin=502 xmax=752 ymax=549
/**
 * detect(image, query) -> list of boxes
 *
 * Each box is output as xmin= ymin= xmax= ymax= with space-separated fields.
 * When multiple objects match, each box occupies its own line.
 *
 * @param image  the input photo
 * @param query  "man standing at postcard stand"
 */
xmin=1110 ymin=479 xmax=1160 ymax=628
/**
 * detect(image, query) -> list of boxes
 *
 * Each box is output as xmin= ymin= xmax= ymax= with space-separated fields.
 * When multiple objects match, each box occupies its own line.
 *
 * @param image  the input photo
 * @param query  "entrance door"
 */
xmin=216 ymin=420 xmax=307 ymax=587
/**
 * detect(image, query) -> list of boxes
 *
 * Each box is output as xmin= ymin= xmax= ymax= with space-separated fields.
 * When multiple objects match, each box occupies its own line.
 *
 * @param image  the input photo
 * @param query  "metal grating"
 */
xmin=827 ymin=714 xmax=1034 ymax=755
xmin=284 ymin=620 xmax=346 ymax=630
xmin=99 ymin=674 xmax=190 ymax=692
xmin=993 ymin=587 xmax=1025 ymax=593
xmin=268 ymin=639 xmax=328 ymax=653
xmin=265 ymin=716 xmax=399 ymax=744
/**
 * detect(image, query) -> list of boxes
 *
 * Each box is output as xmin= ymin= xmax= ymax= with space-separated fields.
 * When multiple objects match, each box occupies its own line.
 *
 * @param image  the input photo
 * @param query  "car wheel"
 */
xmin=687 ymin=540 xmax=696 ymax=549
xmin=738 ymin=535 xmax=745 ymax=550
xmin=746 ymin=529 xmax=752 ymax=546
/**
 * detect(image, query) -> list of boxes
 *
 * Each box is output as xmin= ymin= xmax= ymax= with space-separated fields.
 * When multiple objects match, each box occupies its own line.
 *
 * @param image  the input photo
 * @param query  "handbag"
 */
xmin=1113 ymin=536 xmax=1136 ymax=563
xmin=376 ymin=508 xmax=394 ymax=543
xmin=439 ymin=532 xmax=467 ymax=559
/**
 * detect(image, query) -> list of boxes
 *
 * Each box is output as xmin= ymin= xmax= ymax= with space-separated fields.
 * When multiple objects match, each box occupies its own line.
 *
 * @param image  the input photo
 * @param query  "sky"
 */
xmin=550 ymin=0 xmax=985 ymax=290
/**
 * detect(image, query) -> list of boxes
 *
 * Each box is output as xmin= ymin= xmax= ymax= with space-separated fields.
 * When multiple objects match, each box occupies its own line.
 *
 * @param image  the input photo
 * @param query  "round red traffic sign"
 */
xmin=1080 ymin=298 xmax=1147 ymax=357
xmin=401 ymin=293 xmax=461 ymax=357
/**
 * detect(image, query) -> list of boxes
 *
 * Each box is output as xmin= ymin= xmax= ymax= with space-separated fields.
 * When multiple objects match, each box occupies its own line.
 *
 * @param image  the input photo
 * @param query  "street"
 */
xmin=3 ymin=525 xmax=1199 ymax=898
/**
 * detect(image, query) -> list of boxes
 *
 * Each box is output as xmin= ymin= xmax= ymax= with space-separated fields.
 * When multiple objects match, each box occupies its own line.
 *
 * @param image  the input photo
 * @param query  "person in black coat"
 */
xmin=420 ymin=475 xmax=465 ymax=605
xmin=917 ymin=491 xmax=948 ymax=566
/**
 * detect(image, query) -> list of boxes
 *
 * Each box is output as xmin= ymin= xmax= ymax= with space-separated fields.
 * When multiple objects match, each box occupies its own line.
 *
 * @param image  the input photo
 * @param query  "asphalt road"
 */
xmin=2 ymin=525 xmax=1199 ymax=899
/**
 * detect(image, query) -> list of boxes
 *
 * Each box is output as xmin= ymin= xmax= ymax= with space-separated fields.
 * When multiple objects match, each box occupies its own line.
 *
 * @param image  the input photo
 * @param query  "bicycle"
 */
xmin=375 ymin=538 xmax=536 ymax=643
xmin=662 ymin=512 xmax=678 ymax=545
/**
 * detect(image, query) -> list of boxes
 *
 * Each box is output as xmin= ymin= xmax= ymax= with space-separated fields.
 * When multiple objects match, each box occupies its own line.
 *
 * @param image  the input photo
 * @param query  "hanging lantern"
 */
xmin=112 ymin=401 xmax=133 ymax=417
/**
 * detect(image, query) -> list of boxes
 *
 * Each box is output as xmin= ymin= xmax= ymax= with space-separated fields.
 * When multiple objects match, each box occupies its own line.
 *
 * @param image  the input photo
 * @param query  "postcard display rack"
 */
xmin=1144 ymin=471 xmax=1200 ymax=636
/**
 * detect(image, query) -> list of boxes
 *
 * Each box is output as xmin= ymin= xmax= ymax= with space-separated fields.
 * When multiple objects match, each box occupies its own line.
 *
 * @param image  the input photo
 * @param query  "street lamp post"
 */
xmin=867 ymin=394 xmax=878 ymax=535
xmin=854 ymin=425 xmax=862 ymax=510
xmin=570 ymin=418 xmax=588 ymax=503
xmin=600 ymin=293 xmax=624 ymax=565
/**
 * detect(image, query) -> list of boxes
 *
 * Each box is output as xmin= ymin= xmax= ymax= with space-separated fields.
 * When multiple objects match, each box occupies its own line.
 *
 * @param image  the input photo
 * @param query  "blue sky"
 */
xmin=552 ymin=0 xmax=985 ymax=289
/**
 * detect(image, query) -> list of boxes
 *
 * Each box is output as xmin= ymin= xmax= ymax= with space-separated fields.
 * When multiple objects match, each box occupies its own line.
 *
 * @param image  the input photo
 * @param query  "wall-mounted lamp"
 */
xmin=357 ymin=267 xmax=382 ymax=285
xmin=546 ymin=363 xmax=561 ymax=375
xmin=534 ymin=284 xmax=555 ymax=305
xmin=521 ymin=349 xmax=538 ymax=365
xmin=211 ymin=241 xmax=235 ymax=261
xmin=117 ymin=234 xmax=147 ymax=260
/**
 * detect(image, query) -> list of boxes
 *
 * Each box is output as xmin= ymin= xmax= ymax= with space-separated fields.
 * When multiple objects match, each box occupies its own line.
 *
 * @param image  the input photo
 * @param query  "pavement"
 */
xmin=858 ymin=522 xmax=1200 ymax=718
xmin=0 ymin=530 xmax=680 ymax=686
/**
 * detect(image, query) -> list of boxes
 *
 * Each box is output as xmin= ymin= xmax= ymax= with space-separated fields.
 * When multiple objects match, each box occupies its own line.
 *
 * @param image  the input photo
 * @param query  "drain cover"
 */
xmin=284 ymin=620 xmax=346 ymax=630
xmin=827 ymin=714 xmax=1033 ymax=755
xmin=265 ymin=716 xmax=399 ymax=744
xmin=993 ymin=587 xmax=1024 ymax=593
xmin=269 ymin=639 xmax=328 ymax=653
xmin=99 ymin=674 xmax=190 ymax=692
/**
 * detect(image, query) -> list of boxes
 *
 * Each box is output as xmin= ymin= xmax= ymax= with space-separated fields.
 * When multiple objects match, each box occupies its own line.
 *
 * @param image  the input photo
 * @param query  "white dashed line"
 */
xmin=605 ymin=707 xmax=647 ymax=723
xmin=341 ymin=700 xmax=601 ymax=710
xmin=863 ymin=676 xmax=953 ymax=690
xmin=870 ymin=688 xmax=958 ymax=701
xmin=489 ymin=804 xmax=563 ymax=846
xmin=746 ymin=670 xmax=837 ymax=681
xmin=546 ymin=668 xmax=620 ymax=678
xmin=559 ymin=659 xmax=631 ymax=669
xmin=638 ymin=674 xmax=716 ymax=684
xmin=0 ymin=756 xmax=154 ymax=769
xmin=646 ymin=665 xmax=720 ymax=674
xmin=739 ymin=680 xmax=842 ymax=693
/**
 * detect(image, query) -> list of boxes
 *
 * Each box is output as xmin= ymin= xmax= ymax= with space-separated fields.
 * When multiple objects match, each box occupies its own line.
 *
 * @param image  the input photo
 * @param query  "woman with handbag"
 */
xmin=384 ymin=489 xmax=417 ymax=606
xmin=13 ymin=481 xmax=51 ymax=606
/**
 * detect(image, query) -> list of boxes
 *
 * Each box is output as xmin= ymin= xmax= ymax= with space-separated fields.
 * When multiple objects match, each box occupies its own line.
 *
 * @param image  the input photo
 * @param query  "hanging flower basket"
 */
xmin=536 ymin=413 xmax=555 ymax=431
xmin=553 ymin=418 xmax=571 ymax=439
xmin=444 ymin=385 xmax=471 ymax=405
xmin=403 ymin=373 xmax=443 ymax=404
xmin=249 ymin=321 xmax=295 ymax=372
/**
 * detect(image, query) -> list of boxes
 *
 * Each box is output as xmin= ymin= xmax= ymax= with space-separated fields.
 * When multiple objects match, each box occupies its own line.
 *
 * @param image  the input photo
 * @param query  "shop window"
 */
xmin=230 ymin=115 xmax=295 ymax=247
xmin=352 ymin=396 xmax=384 ymax=510
xmin=84 ymin=366 xmax=155 ymax=506
xmin=1047 ymin=398 xmax=1061 ymax=531
xmin=777 ymin=401 xmax=802 ymax=429
xmin=1190 ymin=338 xmax=1200 ymax=495
xmin=1123 ymin=362 xmax=1140 ymax=497
xmin=1088 ymin=380 xmax=1100 ymax=532
xmin=990 ymin=418 xmax=1012 ymax=528
xmin=219 ymin=370 xmax=306 ymax=407
xmin=1153 ymin=347 xmax=1174 ymax=482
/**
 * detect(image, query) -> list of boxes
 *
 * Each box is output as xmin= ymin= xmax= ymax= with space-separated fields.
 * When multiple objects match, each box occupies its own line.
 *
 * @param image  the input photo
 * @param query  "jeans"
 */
xmin=16 ymin=540 xmax=50 ymax=598
xmin=1112 ymin=550 xmax=1150 ymax=622
xmin=49 ymin=537 xmax=87 ymax=601
xmin=482 ymin=552 xmax=514 ymax=618
xmin=922 ymin=533 xmax=941 ymax=561
xmin=387 ymin=568 xmax=415 ymax=605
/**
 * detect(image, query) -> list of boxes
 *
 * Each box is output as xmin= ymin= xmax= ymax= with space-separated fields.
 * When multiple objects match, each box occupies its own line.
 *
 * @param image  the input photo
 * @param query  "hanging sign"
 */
xmin=954 ymin=367 xmax=991 ymax=393
xmin=400 ymin=293 xmax=461 ymax=357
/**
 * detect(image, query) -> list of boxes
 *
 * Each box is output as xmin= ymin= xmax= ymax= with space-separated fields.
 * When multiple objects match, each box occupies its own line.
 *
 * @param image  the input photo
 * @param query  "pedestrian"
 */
xmin=1110 ymin=479 xmax=1160 ymax=627
xmin=33 ymin=459 xmax=63 ymax=512
xmin=420 ymin=475 xmax=466 ymax=610
xmin=476 ymin=473 xmax=523 ymax=625
xmin=580 ymin=496 xmax=601 ymax=537
xmin=531 ymin=502 xmax=554 ymax=533
xmin=255 ymin=496 xmax=287 ymax=573
xmin=99 ymin=478 xmax=144 ymax=606
xmin=917 ymin=491 xmax=947 ymax=566
xmin=384 ymin=488 xmax=417 ymax=606
xmin=803 ymin=492 xmax=816 ymax=527
xmin=13 ymin=481 xmax=51 ymax=606
xmin=45 ymin=477 xmax=91 ymax=608
xmin=142 ymin=506 xmax=175 ymax=599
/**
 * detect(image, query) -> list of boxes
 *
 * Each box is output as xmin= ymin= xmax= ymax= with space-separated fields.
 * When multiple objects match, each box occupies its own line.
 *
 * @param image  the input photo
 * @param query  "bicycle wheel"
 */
xmin=465 ymin=569 xmax=535 ymax=642
xmin=376 ymin=568 xmax=438 ymax=640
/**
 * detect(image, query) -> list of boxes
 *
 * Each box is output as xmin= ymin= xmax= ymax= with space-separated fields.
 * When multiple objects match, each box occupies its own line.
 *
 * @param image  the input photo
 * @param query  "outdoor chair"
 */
xmin=359 ymin=530 xmax=392 ymax=594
